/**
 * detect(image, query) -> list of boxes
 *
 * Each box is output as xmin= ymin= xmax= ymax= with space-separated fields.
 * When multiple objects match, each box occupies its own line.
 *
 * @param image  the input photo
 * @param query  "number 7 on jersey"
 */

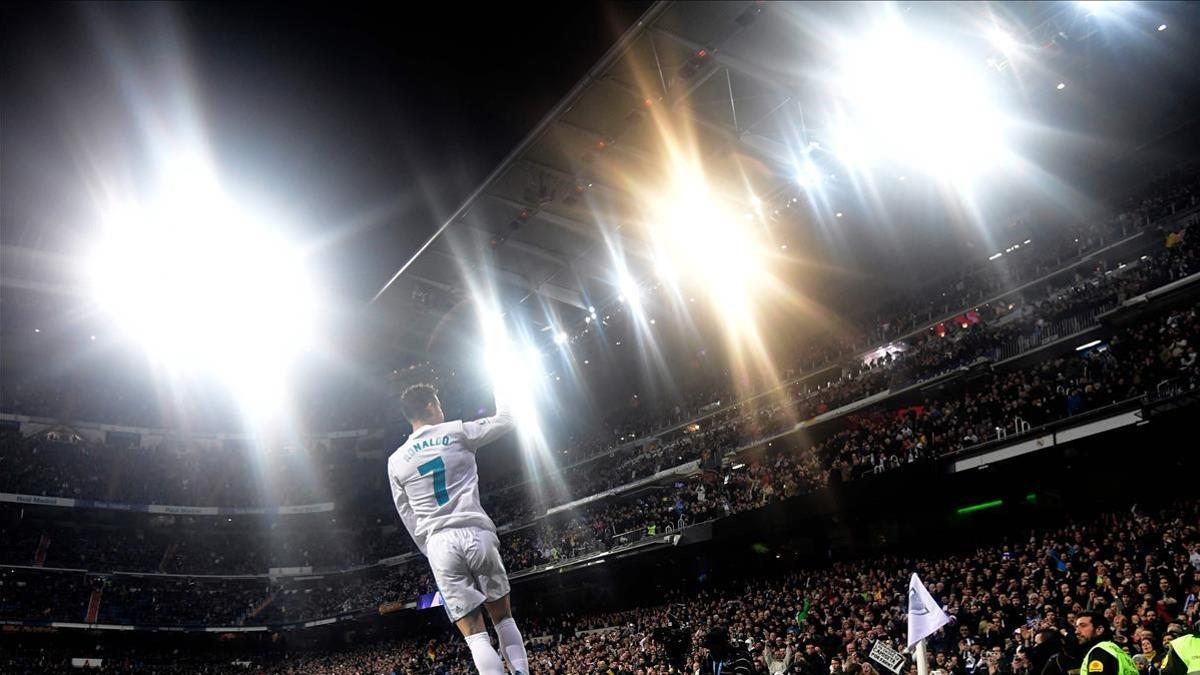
xmin=418 ymin=456 xmax=449 ymax=506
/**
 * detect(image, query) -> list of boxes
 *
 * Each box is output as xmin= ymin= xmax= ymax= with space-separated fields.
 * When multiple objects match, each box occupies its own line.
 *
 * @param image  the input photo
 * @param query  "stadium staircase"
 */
xmin=158 ymin=542 xmax=178 ymax=572
xmin=34 ymin=534 xmax=50 ymax=567
xmin=240 ymin=591 xmax=279 ymax=625
xmin=104 ymin=457 xmax=124 ymax=501
xmin=85 ymin=589 xmax=102 ymax=624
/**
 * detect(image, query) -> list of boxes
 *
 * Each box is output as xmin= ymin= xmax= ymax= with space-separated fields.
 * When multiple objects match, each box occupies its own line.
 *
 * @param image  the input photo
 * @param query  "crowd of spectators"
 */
xmin=0 ymin=568 xmax=93 ymax=623
xmin=2 ymin=171 xmax=1199 ymax=646
xmin=0 ymin=555 xmax=436 ymax=628
xmin=864 ymin=163 xmax=1200 ymax=346
xmin=2 ymin=176 xmax=1196 ymax=520
xmin=2 ymin=297 xmax=1195 ymax=631
xmin=3 ymin=499 xmax=1196 ymax=674
xmin=4 ymin=166 xmax=1197 ymax=467
xmin=484 ymin=222 xmax=1198 ymax=524
xmin=2 ymin=224 xmax=1196 ymax=576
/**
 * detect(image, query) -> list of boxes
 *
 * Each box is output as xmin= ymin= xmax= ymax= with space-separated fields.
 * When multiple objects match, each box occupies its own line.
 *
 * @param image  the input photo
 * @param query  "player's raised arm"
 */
xmin=461 ymin=386 xmax=515 ymax=450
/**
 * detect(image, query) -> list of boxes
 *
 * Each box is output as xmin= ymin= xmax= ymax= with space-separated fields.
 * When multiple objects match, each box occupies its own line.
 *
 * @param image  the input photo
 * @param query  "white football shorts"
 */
xmin=425 ymin=526 xmax=511 ymax=622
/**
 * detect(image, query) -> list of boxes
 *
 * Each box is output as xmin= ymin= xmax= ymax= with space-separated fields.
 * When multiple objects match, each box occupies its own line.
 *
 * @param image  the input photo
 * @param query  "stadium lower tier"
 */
xmin=2 ymin=487 xmax=1196 ymax=674
xmin=2 ymin=333 xmax=1197 ymax=642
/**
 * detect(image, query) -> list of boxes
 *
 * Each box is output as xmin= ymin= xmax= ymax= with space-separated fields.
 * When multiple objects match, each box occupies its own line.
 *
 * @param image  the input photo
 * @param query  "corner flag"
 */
xmin=907 ymin=573 xmax=950 ymax=649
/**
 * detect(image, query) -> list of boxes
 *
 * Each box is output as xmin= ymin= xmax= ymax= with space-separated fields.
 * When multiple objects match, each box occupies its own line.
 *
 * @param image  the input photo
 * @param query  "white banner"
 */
xmin=869 ymin=641 xmax=906 ymax=675
xmin=268 ymin=566 xmax=313 ymax=577
xmin=0 ymin=492 xmax=74 ymax=508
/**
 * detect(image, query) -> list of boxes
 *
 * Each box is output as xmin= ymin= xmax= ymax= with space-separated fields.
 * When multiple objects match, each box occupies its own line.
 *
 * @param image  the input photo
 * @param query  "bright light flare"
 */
xmin=654 ymin=255 xmax=679 ymax=286
xmin=988 ymin=27 xmax=1018 ymax=53
xmin=86 ymin=156 xmax=316 ymax=418
xmin=644 ymin=166 xmax=767 ymax=322
xmin=1077 ymin=1 xmax=1127 ymax=15
xmin=478 ymin=305 xmax=548 ymax=452
xmin=617 ymin=268 xmax=643 ymax=313
xmin=794 ymin=159 xmax=824 ymax=188
xmin=831 ymin=19 xmax=1010 ymax=181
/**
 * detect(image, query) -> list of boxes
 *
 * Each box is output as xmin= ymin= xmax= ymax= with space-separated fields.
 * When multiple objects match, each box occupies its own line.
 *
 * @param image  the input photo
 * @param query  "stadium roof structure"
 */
xmin=374 ymin=2 xmax=792 ymax=339
xmin=371 ymin=0 xmax=1200 ymax=355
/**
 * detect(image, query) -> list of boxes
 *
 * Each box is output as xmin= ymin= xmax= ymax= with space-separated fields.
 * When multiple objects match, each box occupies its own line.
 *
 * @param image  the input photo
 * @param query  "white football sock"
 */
xmin=465 ymin=631 xmax=507 ymax=675
xmin=494 ymin=617 xmax=530 ymax=674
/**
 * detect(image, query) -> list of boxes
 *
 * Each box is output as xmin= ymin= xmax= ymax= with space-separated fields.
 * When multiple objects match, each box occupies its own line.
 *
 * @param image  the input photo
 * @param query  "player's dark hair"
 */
xmin=399 ymin=384 xmax=439 ymax=424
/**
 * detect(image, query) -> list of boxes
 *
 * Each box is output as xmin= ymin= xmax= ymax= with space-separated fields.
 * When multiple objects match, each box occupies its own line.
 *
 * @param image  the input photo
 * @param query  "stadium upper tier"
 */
xmin=2 ymin=200 xmax=1196 ymax=514
xmin=3 ymin=165 xmax=1197 ymax=436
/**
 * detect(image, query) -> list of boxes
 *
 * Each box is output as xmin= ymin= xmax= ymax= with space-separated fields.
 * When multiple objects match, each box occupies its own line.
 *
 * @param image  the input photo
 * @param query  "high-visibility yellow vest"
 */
xmin=1165 ymin=635 xmax=1200 ymax=674
xmin=1080 ymin=642 xmax=1138 ymax=675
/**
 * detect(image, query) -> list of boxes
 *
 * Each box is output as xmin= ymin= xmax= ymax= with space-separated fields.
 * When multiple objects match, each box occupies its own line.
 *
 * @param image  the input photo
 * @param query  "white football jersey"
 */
xmin=387 ymin=401 xmax=514 ymax=554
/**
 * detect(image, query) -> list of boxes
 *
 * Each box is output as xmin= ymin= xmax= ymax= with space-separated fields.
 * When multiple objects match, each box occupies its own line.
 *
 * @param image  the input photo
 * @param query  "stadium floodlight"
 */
xmin=644 ymin=165 xmax=765 ymax=313
xmin=654 ymin=255 xmax=678 ymax=284
xmin=794 ymin=159 xmax=823 ymax=188
xmin=86 ymin=155 xmax=316 ymax=418
xmin=616 ymin=268 xmax=643 ymax=313
xmin=477 ymin=302 xmax=550 ymax=455
xmin=830 ymin=119 xmax=872 ymax=169
xmin=553 ymin=330 xmax=569 ymax=346
xmin=989 ymin=27 xmax=1018 ymax=53
xmin=831 ymin=17 xmax=1010 ymax=181
xmin=1077 ymin=1 xmax=1127 ymax=15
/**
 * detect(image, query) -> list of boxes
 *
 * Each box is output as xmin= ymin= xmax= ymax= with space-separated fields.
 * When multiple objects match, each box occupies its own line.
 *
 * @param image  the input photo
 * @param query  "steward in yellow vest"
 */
xmin=1073 ymin=612 xmax=1138 ymax=675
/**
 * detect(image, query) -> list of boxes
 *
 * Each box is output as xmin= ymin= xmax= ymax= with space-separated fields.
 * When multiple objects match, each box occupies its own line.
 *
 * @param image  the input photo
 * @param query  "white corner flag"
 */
xmin=907 ymin=573 xmax=950 ymax=649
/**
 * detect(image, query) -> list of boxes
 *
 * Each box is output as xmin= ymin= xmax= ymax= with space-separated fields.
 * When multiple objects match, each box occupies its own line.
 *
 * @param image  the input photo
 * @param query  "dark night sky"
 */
xmin=1 ymin=1 xmax=652 ymax=302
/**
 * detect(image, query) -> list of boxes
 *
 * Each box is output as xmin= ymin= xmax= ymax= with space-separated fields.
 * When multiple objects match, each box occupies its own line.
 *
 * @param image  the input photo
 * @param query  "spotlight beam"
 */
xmin=478 ymin=192 xmax=652 ymax=263
xmin=407 ymin=273 xmax=458 ymax=293
xmin=459 ymin=224 xmax=627 ymax=307
xmin=513 ymin=158 xmax=640 ymax=211
xmin=462 ymin=225 xmax=573 ymax=269
xmin=598 ymin=75 xmax=795 ymax=178
xmin=556 ymin=119 xmax=662 ymax=167
xmin=485 ymin=181 xmax=658 ymax=266
xmin=425 ymin=248 xmax=587 ymax=310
